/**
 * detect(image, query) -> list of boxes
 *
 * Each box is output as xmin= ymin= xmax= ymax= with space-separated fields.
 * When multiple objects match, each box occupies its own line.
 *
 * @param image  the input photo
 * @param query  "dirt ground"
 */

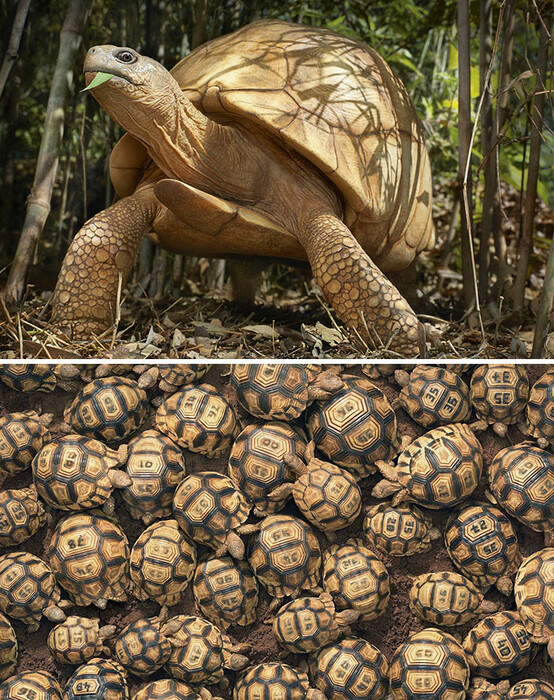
xmin=1 ymin=362 xmax=553 ymax=697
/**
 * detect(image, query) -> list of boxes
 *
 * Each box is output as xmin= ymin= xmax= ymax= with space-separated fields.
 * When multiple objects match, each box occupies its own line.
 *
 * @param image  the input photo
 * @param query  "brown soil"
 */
xmin=1 ymin=363 xmax=553 ymax=697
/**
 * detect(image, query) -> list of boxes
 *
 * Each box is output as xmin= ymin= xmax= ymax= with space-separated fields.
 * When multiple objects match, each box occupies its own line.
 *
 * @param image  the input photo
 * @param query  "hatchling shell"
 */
xmin=396 ymin=366 xmax=471 ymax=427
xmin=193 ymin=555 xmax=258 ymax=629
xmin=234 ymin=663 xmax=323 ymax=700
xmin=389 ymin=628 xmax=470 ymax=700
xmin=363 ymin=502 xmax=435 ymax=556
xmin=0 ymin=552 xmax=65 ymax=630
xmin=228 ymin=422 xmax=307 ymax=515
xmin=506 ymin=679 xmax=554 ymax=699
xmin=514 ymin=547 xmax=554 ymax=645
xmin=309 ymin=637 xmax=389 ymax=700
xmin=323 ymin=539 xmax=390 ymax=621
xmin=0 ymin=671 xmax=63 ymax=700
xmin=470 ymin=364 xmax=529 ymax=425
xmin=0 ymin=486 xmax=47 ymax=547
xmin=0 ymin=613 xmax=17 ymax=682
xmin=122 ymin=429 xmax=186 ymax=523
xmin=248 ymin=514 xmax=321 ymax=599
xmin=114 ymin=617 xmax=171 ymax=677
xmin=444 ymin=503 xmax=519 ymax=590
xmin=488 ymin=443 xmax=554 ymax=531
xmin=64 ymin=658 xmax=129 ymax=700
xmin=466 ymin=677 xmax=505 ymax=700
xmin=463 ymin=610 xmax=536 ymax=678
xmin=156 ymin=384 xmax=238 ymax=457
xmin=130 ymin=519 xmax=196 ymax=606
xmin=47 ymin=615 xmax=114 ymax=665
xmin=409 ymin=571 xmax=487 ymax=626
xmin=0 ymin=364 xmax=56 ymax=393
xmin=64 ymin=376 xmax=149 ymax=442
xmin=173 ymin=472 xmax=250 ymax=554
xmin=306 ymin=375 xmax=397 ymax=478
xmin=157 ymin=364 xmax=208 ymax=392
xmin=48 ymin=513 xmax=130 ymax=607
xmin=0 ymin=411 xmax=52 ymax=480
xmin=32 ymin=434 xmax=126 ymax=511
xmin=134 ymin=679 xmax=212 ymax=700
xmin=524 ymin=368 xmax=554 ymax=446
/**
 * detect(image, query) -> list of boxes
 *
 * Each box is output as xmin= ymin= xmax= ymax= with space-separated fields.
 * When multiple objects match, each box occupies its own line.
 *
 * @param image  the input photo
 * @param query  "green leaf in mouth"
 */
xmin=81 ymin=72 xmax=115 ymax=92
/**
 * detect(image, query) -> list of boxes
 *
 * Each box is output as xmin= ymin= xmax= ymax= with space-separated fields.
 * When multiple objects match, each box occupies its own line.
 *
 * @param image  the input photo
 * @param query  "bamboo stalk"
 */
xmin=0 ymin=0 xmax=32 ymax=99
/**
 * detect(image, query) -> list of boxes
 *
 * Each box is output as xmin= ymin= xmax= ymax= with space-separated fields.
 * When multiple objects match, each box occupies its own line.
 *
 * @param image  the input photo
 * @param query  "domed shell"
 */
xmin=0 ymin=411 xmax=52 ymax=479
xmin=514 ymin=547 xmax=554 ymax=644
xmin=47 ymin=616 xmax=113 ymax=665
xmin=248 ymin=514 xmax=321 ymax=599
xmin=396 ymin=366 xmax=471 ymax=427
xmin=506 ymin=679 xmax=554 ymax=700
xmin=272 ymin=595 xmax=340 ymax=654
xmin=114 ymin=617 xmax=171 ymax=677
xmin=234 ymin=662 xmax=319 ymax=700
xmin=310 ymin=637 xmax=389 ymax=700
xmin=0 ymin=671 xmax=63 ymax=700
xmin=0 ymin=364 xmax=56 ymax=393
xmin=156 ymin=384 xmax=238 ymax=457
xmin=0 ymin=486 xmax=47 ymax=546
xmin=158 ymin=364 xmax=208 ymax=391
xmin=193 ymin=555 xmax=258 ymax=629
xmin=64 ymin=658 xmax=128 ymax=700
xmin=389 ymin=628 xmax=470 ymax=700
xmin=524 ymin=368 xmax=554 ymax=445
xmin=130 ymin=519 xmax=196 ymax=606
xmin=463 ymin=611 xmax=536 ymax=678
xmin=64 ymin=376 xmax=149 ymax=442
xmin=409 ymin=571 xmax=485 ymax=626
xmin=306 ymin=375 xmax=397 ymax=478
xmin=323 ymin=539 xmax=389 ymax=621
xmin=470 ymin=364 xmax=529 ymax=424
xmin=0 ymin=614 xmax=17 ymax=682
xmin=122 ymin=429 xmax=186 ymax=523
xmin=48 ymin=513 xmax=130 ymax=607
xmin=363 ymin=502 xmax=434 ymax=556
xmin=163 ymin=615 xmax=227 ymax=685
xmin=228 ymin=422 xmax=307 ymax=515
xmin=134 ymin=679 xmax=205 ymax=700
xmin=488 ymin=443 xmax=554 ymax=531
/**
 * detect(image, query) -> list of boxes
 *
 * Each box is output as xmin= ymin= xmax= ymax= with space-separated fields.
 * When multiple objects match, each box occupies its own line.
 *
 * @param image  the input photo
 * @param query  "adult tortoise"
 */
xmin=51 ymin=19 xmax=434 ymax=355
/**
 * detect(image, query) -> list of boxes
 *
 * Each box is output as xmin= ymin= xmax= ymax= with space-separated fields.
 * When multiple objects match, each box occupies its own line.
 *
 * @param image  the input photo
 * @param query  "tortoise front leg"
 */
xmin=299 ymin=212 xmax=425 ymax=356
xmin=51 ymin=187 xmax=158 ymax=338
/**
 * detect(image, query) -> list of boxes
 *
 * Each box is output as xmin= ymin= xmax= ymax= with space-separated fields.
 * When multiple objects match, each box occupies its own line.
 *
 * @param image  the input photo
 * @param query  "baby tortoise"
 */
xmin=114 ymin=612 xmax=178 ymax=677
xmin=64 ymin=658 xmax=129 ymax=700
xmin=234 ymin=663 xmax=326 ymax=700
xmin=470 ymin=364 xmax=529 ymax=436
xmin=522 ymin=367 xmax=554 ymax=447
xmin=138 ymin=364 xmax=208 ymax=395
xmin=0 ymin=365 xmax=56 ymax=393
xmin=466 ymin=678 xmax=509 ymax=700
xmin=0 ymin=614 xmax=17 ymax=682
xmin=0 ymin=671 xmax=63 ymax=700
xmin=0 ymin=486 xmax=48 ymax=547
xmin=0 ymin=411 xmax=53 ymax=484
xmin=363 ymin=501 xmax=440 ymax=556
xmin=506 ymin=679 xmax=554 ymax=700
xmin=47 ymin=616 xmax=116 ymax=665
xmin=135 ymin=679 xmax=223 ymax=700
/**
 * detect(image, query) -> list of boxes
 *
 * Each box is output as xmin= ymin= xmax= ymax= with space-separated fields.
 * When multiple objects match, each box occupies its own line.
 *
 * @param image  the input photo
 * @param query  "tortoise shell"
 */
xmin=114 ymin=617 xmax=171 ymax=677
xmin=0 ymin=671 xmax=63 ymax=700
xmin=0 ymin=614 xmax=17 ymax=682
xmin=113 ymin=20 xmax=433 ymax=269
xmin=64 ymin=376 xmax=149 ymax=442
xmin=309 ymin=637 xmax=389 ymax=700
xmin=466 ymin=678 xmax=505 ymax=700
xmin=363 ymin=502 xmax=434 ymax=556
xmin=248 ymin=514 xmax=321 ymax=599
xmin=228 ymin=422 xmax=307 ymax=515
xmin=470 ymin=364 xmax=529 ymax=424
xmin=0 ymin=486 xmax=47 ymax=547
xmin=323 ymin=539 xmax=390 ymax=621
xmin=396 ymin=366 xmax=471 ymax=428
xmin=389 ymin=628 xmax=470 ymax=700
xmin=193 ymin=555 xmax=258 ymax=629
xmin=173 ymin=472 xmax=250 ymax=552
xmin=506 ymin=679 xmax=554 ymax=699
xmin=524 ymin=368 xmax=554 ymax=445
xmin=361 ymin=364 xmax=403 ymax=379
xmin=0 ymin=365 xmax=56 ymax=393
xmin=122 ymin=429 xmax=186 ymax=523
xmin=514 ymin=547 xmax=554 ymax=644
xmin=0 ymin=411 xmax=52 ymax=479
xmin=488 ymin=443 xmax=554 ymax=531
xmin=64 ymin=658 xmax=129 ymax=700
xmin=134 ymin=680 xmax=206 ymax=700
xmin=463 ymin=611 xmax=536 ymax=679
xmin=394 ymin=423 xmax=483 ymax=508
xmin=230 ymin=364 xmax=321 ymax=421
xmin=47 ymin=616 xmax=113 ymax=665
xmin=32 ymin=434 xmax=123 ymax=511
xmin=272 ymin=594 xmax=342 ymax=654
xmin=305 ymin=375 xmax=397 ymax=478
xmin=409 ymin=571 xmax=486 ymax=626
xmin=158 ymin=364 xmax=208 ymax=392
xmin=130 ymin=519 xmax=196 ymax=606
xmin=292 ymin=459 xmax=361 ymax=532
xmin=444 ymin=503 xmax=518 ymax=589
xmin=234 ymin=663 xmax=320 ymax=700
xmin=48 ymin=513 xmax=130 ymax=607
xmin=0 ymin=552 xmax=63 ymax=630
xmin=156 ymin=384 xmax=238 ymax=457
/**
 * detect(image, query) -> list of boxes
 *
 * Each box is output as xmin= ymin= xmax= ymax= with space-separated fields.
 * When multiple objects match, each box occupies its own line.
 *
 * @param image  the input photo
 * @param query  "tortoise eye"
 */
xmin=116 ymin=50 xmax=135 ymax=64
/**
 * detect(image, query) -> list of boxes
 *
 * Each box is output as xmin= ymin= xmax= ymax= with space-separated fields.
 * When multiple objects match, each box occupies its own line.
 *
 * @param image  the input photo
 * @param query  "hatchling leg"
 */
xmin=300 ymin=213 xmax=425 ymax=356
xmin=51 ymin=187 xmax=158 ymax=338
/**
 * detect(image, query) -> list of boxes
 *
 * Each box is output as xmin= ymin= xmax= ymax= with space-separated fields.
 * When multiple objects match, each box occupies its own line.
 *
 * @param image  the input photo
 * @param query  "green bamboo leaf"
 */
xmin=81 ymin=72 xmax=115 ymax=92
